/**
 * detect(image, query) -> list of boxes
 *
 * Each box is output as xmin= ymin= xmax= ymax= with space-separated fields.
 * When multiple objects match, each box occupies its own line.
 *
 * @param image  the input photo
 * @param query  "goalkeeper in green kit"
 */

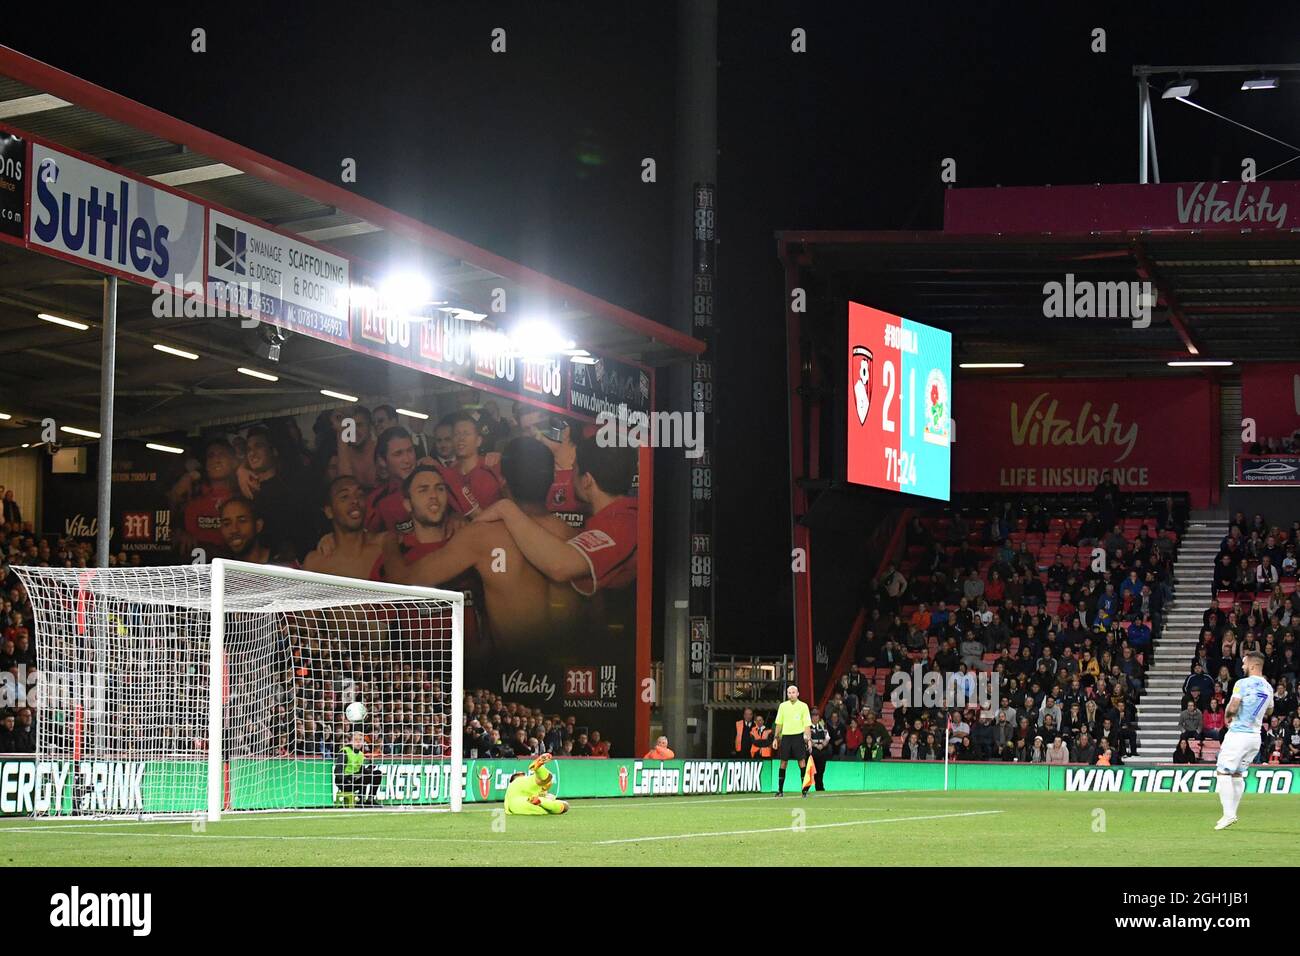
xmin=504 ymin=753 xmax=569 ymax=815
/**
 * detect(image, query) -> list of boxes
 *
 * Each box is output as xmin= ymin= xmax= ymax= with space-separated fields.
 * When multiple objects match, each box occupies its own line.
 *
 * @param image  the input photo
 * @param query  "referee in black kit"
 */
xmin=773 ymin=684 xmax=813 ymax=797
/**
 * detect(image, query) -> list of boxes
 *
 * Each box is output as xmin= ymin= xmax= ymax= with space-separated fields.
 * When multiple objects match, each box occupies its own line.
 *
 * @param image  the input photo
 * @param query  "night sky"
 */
xmin=6 ymin=1 xmax=1300 ymax=650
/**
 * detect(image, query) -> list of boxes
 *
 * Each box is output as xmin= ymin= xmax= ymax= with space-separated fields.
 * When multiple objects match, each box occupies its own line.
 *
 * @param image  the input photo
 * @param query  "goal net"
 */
xmin=14 ymin=559 xmax=463 ymax=820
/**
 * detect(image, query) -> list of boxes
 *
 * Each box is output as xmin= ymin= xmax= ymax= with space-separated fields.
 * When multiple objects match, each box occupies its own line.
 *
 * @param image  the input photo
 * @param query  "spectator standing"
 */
xmin=734 ymin=707 xmax=756 ymax=759
xmin=880 ymin=564 xmax=908 ymax=613
xmin=750 ymin=715 xmax=773 ymax=758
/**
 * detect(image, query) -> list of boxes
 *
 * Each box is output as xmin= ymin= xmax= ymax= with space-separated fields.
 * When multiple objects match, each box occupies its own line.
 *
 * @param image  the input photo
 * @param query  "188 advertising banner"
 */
xmin=347 ymin=270 xmax=575 ymax=417
xmin=951 ymin=378 xmax=1215 ymax=506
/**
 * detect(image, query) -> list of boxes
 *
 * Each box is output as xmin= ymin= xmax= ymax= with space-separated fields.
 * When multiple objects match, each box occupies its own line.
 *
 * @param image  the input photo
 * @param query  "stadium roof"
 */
xmin=0 ymin=45 xmax=703 ymax=447
xmin=778 ymin=228 xmax=1300 ymax=375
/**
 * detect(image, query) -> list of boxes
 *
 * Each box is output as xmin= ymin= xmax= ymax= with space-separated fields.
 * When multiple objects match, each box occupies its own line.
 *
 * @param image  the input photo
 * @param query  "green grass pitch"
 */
xmin=1 ymin=790 xmax=1288 ymax=866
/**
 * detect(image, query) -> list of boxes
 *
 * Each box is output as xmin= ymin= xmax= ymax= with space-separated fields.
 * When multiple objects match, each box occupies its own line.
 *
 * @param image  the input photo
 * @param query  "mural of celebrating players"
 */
xmin=148 ymin=391 xmax=642 ymax=753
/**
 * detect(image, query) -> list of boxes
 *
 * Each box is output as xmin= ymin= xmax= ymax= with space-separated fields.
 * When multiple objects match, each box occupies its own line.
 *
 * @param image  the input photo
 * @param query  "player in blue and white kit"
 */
xmin=1214 ymin=650 xmax=1274 ymax=831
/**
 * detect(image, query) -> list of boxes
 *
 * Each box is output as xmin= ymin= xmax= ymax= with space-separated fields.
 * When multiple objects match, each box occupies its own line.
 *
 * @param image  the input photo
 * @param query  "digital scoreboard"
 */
xmin=846 ymin=302 xmax=952 ymax=500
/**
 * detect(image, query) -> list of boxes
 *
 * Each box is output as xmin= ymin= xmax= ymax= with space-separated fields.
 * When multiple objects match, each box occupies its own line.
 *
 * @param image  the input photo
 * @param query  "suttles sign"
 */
xmin=28 ymin=144 xmax=205 ymax=286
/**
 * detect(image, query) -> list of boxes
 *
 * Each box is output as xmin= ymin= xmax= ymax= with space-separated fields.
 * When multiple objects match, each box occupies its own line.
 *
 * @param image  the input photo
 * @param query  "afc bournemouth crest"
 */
xmin=852 ymin=345 xmax=873 ymax=425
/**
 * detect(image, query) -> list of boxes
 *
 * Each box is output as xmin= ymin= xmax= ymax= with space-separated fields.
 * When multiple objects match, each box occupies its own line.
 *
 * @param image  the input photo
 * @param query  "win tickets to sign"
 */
xmin=846 ymin=303 xmax=952 ymax=501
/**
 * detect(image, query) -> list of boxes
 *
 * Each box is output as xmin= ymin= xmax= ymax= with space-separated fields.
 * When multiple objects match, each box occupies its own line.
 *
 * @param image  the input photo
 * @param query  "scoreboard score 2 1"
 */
xmin=846 ymin=302 xmax=952 ymax=501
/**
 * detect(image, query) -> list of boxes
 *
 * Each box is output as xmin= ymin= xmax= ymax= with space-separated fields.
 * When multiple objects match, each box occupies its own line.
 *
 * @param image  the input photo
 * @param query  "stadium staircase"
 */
xmin=1130 ymin=508 xmax=1226 ymax=765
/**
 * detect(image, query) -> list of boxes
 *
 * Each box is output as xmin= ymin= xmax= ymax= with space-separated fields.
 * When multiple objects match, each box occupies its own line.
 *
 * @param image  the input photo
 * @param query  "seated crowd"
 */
xmin=462 ymin=688 xmax=611 ymax=759
xmin=1181 ymin=510 xmax=1300 ymax=764
xmin=0 ymin=521 xmax=41 ymax=754
xmin=807 ymin=488 xmax=1187 ymax=764
xmin=1243 ymin=431 xmax=1300 ymax=455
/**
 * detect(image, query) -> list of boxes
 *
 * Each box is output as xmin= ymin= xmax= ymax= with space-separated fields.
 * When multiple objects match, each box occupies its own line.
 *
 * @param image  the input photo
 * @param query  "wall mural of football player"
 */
xmin=384 ymin=439 xmax=579 ymax=646
xmin=218 ymin=496 xmax=272 ymax=565
xmin=303 ymin=476 xmax=386 ymax=581
xmin=169 ymin=438 xmax=239 ymax=558
xmin=475 ymin=438 xmax=637 ymax=597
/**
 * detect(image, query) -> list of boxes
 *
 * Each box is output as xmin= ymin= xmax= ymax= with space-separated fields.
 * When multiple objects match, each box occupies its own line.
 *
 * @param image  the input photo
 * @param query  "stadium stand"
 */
xmin=1186 ymin=510 xmax=1300 ymax=765
xmin=793 ymin=491 xmax=1194 ymax=764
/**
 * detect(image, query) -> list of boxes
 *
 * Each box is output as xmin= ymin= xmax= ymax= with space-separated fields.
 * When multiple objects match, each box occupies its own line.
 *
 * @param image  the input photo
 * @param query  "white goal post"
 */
xmin=15 ymin=559 xmax=464 ymax=820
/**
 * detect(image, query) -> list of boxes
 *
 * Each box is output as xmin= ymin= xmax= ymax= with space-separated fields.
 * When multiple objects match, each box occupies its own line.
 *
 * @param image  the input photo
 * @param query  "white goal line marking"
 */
xmin=0 ymin=810 xmax=446 ymax=832
xmin=0 ymin=790 xmax=916 ymax=831
xmin=3 ymin=811 xmax=1004 ymax=850
xmin=3 ymin=828 xmax=562 ymax=846
xmin=591 ymin=809 xmax=1005 ymax=845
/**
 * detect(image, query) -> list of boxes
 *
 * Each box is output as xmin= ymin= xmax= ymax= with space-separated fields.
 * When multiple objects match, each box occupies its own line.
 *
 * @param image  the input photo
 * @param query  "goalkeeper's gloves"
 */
xmin=529 ymin=753 xmax=554 ymax=772
xmin=529 ymin=795 xmax=543 ymax=806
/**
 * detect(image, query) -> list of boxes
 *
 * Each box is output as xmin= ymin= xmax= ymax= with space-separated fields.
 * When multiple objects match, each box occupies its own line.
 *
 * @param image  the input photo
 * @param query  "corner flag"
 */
xmin=943 ymin=712 xmax=952 ymax=792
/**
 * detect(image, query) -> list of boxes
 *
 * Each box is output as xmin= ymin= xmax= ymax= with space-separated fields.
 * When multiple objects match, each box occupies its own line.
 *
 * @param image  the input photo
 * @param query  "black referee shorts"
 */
xmin=777 ymin=736 xmax=808 ymax=761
